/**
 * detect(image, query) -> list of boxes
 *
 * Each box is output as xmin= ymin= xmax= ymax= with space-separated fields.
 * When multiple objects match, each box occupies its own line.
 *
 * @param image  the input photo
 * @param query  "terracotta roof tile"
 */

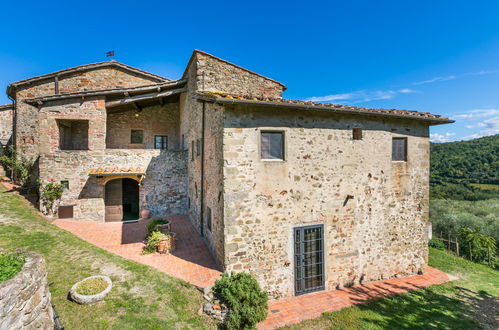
xmin=88 ymin=167 xmax=146 ymax=176
xmin=197 ymin=92 xmax=451 ymax=122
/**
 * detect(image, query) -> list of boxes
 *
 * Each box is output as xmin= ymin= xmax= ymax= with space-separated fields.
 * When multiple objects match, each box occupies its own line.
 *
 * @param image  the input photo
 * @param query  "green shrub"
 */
xmin=40 ymin=181 xmax=64 ymax=215
xmin=143 ymin=231 xmax=168 ymax=254
xmin=0 ymin=146 xmax=33 ymax=186
xmin=459 ymin=226 xmax=497 ymax=265
xmin=147 ymin=218 xmax=169 ymax=235
xmin=213 ymin=272 xmax=268 ymax=329
xmin=429 ymin=238 xmax=446 ymax=250
xmin=0 ymin=251 xmax=26 ymax=283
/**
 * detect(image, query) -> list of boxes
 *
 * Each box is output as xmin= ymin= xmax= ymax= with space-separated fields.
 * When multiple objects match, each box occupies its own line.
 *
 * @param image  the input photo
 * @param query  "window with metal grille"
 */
xmin=206 ymin=207 xmax=212 ymax=232
xmin=352 ymin=128 xmax=362 ymax=140
xmin=154 ymin=135 xmax=168 ymax=149
xmin=131 ymin=130 xmax=143 ymax=144
xmin=294 ymin=224 xmax=324 ymax=295
xmin=392 ymin=137 xmax=407 ymax=161
xmin=261 ymin=131 xmax=284 ymax=160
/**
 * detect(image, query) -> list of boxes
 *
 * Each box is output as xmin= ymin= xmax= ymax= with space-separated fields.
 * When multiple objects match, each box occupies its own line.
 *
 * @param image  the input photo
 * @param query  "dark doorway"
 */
xmin=105 ymin=178 xmax=139 ymax=222
xmin=294 ymin=224 xmax=325 ymax=295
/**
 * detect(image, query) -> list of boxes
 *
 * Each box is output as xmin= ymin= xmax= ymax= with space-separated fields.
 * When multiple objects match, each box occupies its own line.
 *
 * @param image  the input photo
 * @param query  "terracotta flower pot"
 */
xmin=141 ymin=209 xmax=151 ymax=219
xmin=156 ymin=232 xmax=177 ymax=254
xmin=155 ymin=221 xmax=172 ymax=234
xmin=157 ymin=238 xmax=168 ymax=254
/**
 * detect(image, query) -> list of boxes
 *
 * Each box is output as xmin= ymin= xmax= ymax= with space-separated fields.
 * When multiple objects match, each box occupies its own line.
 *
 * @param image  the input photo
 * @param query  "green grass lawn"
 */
xmin=283 ymin=249 xmax=499 ymax=329
xmin=0 ymin=184 xmax=216 ymax=329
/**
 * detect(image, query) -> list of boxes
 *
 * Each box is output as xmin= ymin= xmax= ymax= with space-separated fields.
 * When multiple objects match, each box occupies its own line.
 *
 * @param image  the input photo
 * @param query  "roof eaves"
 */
xmin=0 ymin=104 xmax=13 ymax=111
xmin=194 ymin=93 xmax=454 ymax=125
xmin=7 ymin=61 xmax=170 ymax=98
xmin=23 ymin=79 xmax=187 ymax=105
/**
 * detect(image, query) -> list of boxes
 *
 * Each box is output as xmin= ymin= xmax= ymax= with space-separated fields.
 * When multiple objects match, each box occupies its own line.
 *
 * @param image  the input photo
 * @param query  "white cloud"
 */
xmin=413 ymin=75 xmax=456 ymax=85
xmin=451 ymin=108 xmax=499 ymax=141
xmin=430 ymin=132 xmax=456 ymax=143
xmin=413 ymin=69 xmax=499 ymax=86
xmin=450 ymin=108 xmax=499 ymax=120
xmin=306 ymin=89 xmax=417 ymax=103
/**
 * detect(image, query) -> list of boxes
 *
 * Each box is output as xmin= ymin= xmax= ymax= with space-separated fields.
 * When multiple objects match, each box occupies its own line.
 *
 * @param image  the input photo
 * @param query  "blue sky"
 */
xmin=1 ymin=1 xmax=499 ymax=142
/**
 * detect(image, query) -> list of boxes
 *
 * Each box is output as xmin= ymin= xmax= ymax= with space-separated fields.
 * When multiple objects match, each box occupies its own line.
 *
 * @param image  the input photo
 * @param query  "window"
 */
xmin=57 ymin=119 xmax=89 ymax=150
xmin=154 ymin=135 xmax=168 ymax=149
xmin=352 ymin=128 xmax=362 ymax=140
xmin=187 ymin=197 xmax=191 ymax=209
xmin=181 ymin=134 xmax=185 ymax=150
xmin=261 ymin=131 xmax=284 ymax=160
xmin=131 ymin=130 xmax=143 ymax=144
xmin=60 ymin=181 xmax=69 ymax=190
xmin=191 ymin=140 xmax=195 ymax=161
xmin=392 ymin=137 xmax=407 ymax=161
xmin=206 ymin=207 xmax=212 ymax=232
xmin=196 ymin=139 xmax=201 ymax=156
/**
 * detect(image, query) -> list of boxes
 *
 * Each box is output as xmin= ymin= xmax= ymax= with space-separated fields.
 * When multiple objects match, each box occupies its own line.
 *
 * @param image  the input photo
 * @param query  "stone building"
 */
xmin=3 ymin=50 xmax=452 ymax=298
xmin=0 ymin=104 xmax=12 ymax=153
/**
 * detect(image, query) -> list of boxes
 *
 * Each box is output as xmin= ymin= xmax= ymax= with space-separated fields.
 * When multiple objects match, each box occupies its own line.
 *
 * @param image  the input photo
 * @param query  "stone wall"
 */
xmin=192 ymin=52 xmax=285 ymax=99
xmin=0 ymin=105 xmax=12 ymax=150
xmin=0 ymin=252 xmax=54 ymax=329
xmin=222 ymin=105 xmax=430 ymax=299
xmin=37 ymin=97 xmax=187 ymax=221
xmin=14 ymin=67 xmax=161 ymax=164
xmin=106 ymin=104 xmax=180 ymax=149
xmin=39 ymin=149 xmax=187 ymax=221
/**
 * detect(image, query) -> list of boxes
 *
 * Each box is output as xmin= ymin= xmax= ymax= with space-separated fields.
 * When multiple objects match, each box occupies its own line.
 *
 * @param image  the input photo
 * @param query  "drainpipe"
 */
xmin=200 ymin=100 xmax=206 ymax=237
xmin=8 ymin=94 xmax=16 ymax=150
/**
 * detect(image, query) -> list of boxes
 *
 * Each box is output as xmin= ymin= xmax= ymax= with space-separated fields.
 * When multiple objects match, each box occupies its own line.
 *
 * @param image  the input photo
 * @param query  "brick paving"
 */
xmin=2 ymin=177 xmax=452 ymax=329
xmin=53 ymin=216 xmax=222 ymax=288
xmin=258 ymin=266 xmax=451 ymax=329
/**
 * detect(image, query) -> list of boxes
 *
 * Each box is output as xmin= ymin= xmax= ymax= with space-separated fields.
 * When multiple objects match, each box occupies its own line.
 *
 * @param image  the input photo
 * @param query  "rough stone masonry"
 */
xmin=3 ymin=50 xmax=452 ymax=298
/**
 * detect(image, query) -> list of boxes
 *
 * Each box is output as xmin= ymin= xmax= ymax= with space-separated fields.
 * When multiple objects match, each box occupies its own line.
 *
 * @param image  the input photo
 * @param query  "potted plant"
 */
xmin=157 ymin=232 xmax=177 ymax=254
xmin=146 ymin=218 xmax=172 ymax=235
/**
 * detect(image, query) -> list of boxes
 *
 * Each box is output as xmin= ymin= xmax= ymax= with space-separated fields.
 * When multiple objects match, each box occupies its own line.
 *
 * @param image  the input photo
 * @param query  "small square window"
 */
xmin=352 ymin=128 xmax=362 ymax=140
xmin=131 ymin=130 xmax=143 ymax=144
xmin=392 ymin=137 xmax=407 ymax=161
xmin=261 ymin=131 xmax=284 ymax=160
xmin=60 ymin=181 xmax=69 ymax=190
xmin=206 ymin=207 xmax=212 ymax=232
xmin=154 ymin=135 xmax=168 ymax=149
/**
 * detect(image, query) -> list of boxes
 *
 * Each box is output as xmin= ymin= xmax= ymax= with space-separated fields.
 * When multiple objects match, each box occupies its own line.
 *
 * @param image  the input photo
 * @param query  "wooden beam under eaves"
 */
xmin=105 ymin=87 xmax=187 ymax=108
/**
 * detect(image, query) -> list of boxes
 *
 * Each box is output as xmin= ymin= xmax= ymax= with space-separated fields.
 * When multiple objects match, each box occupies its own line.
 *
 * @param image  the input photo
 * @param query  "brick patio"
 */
xmin=53 ymin=216 xmax=222 ymax=288
xmin=258 ymin=266 xmax=452 ymax=329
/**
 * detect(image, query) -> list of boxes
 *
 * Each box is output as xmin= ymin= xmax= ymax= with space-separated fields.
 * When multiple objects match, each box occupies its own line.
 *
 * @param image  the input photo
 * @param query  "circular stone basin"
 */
xmin=69 ymin=275 xmax=112 ymax=304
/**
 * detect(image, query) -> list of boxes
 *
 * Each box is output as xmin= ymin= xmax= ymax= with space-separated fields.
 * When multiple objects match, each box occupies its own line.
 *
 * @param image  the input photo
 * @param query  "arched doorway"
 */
xmin=105 ymin=178 xmax=139 ymax=222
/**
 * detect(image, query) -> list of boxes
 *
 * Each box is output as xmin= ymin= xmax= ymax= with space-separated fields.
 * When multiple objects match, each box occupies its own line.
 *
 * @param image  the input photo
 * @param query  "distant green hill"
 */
xmin=430 ymin=134 xmax=499 ymax=200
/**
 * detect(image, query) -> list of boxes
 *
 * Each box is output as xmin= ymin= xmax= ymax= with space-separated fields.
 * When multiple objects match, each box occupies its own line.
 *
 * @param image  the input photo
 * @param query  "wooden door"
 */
xmin=105 ymin=179 xmax=123 ymax=222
